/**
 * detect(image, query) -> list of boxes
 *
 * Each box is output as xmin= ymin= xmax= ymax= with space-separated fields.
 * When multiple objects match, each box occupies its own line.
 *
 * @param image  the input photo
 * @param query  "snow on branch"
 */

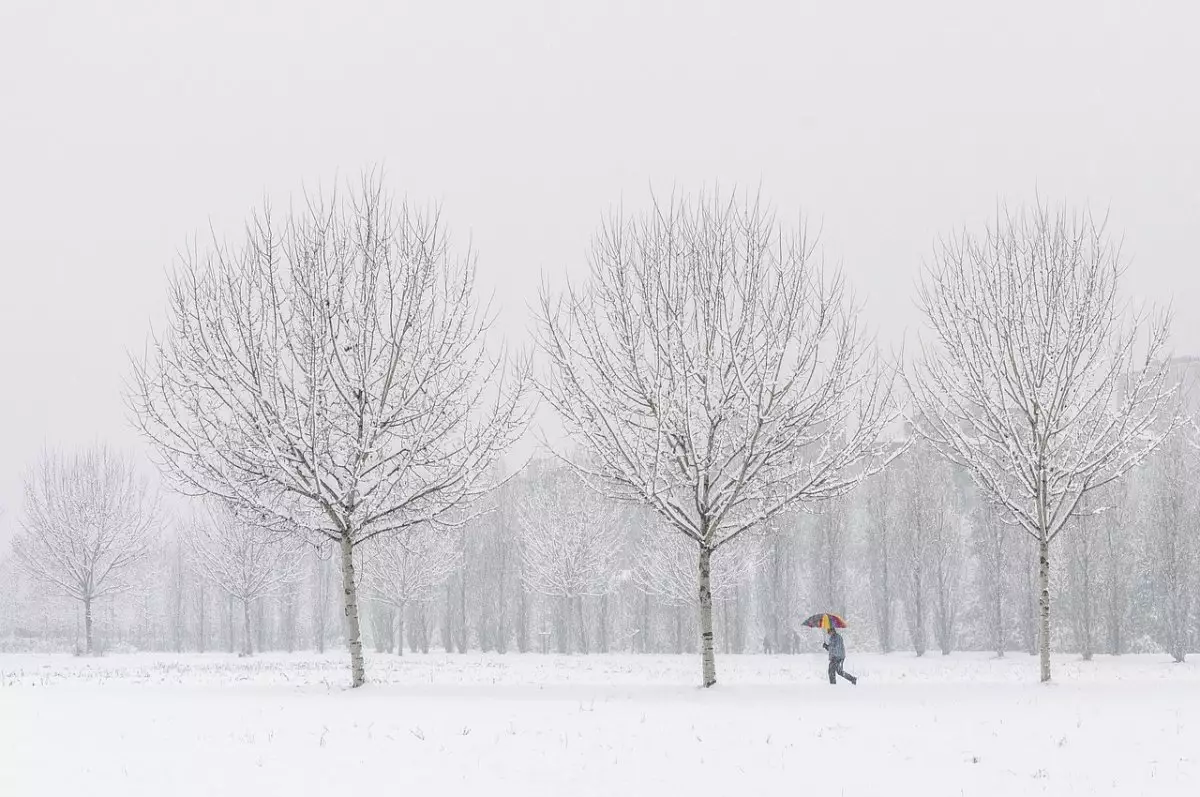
xmin=910 ymin=203 xmax=1180 ymax=544
xmin=129 ymin=174 xmax=534 ymax=547
xmin=537 ymin=190 xmax=898 ymax=550
xmin=359 ymin=526 xmax=463 ymax=608
xmin=515 ymin=462 xmax=626 ymax=600
xmin=184 ymin=498 xmax=304 ymax=608
xmin=13 ymin=445 xmax=159 ymax=604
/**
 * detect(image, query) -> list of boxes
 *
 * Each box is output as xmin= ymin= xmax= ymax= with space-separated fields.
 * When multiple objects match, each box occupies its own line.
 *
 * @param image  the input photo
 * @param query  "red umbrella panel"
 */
xmin=801 ymin=613 xmax=847 ymax=631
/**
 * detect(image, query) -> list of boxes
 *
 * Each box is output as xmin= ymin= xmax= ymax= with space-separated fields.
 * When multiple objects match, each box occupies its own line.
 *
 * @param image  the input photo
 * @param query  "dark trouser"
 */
xmin=829 ymin=657 xmax=856 ymax=684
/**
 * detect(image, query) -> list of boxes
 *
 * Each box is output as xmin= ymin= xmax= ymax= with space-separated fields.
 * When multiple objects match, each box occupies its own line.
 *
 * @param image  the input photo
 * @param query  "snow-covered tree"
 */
xmin=1139 ymin=434 xmax=1199 ymax=662
xmin=516 ymin=464 xmax=625 ymax=654
xmin=632 ymin=525 xmax=763 ymax=654
xmin=538 ymin=191 xmax=895 ymax=686
xmin=11 ymin=446 xmax=159 ymax=654
xmin=1064 ymin=492 xmax=1104 ymax=660
xmin=130 ymin=174 xmax=532 ymax=686
xmin=911 ymin=203 xmax=1178 ymax=681
xmin=1097 ymin=480 xmax=1134 ymax=655
xmin=759 ymin=524 xmax=804 ymax=654
xmin=929 ymin=483 xmax=966 ymax=656
xmin=809 ymin=500 xmax=849 ymax=623
xmin=861 ymin=462 xmax=900 ymax=652
xmin=0 ymin=552 xmax=18 ymax=638
xmin=307 ymin=550 xmax=337 ymax=654
xmin=184 ymin=500 xmax=303 ymax=656
xmin=360 ymin=526 xmax=462 ymax=655
xmin=896 ymin=449 xmax=934 ymax=656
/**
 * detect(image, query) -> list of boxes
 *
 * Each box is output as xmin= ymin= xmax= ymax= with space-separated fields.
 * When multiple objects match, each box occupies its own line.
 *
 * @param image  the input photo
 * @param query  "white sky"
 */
xmin=2 ymin=0 xmax=1198 ymax=546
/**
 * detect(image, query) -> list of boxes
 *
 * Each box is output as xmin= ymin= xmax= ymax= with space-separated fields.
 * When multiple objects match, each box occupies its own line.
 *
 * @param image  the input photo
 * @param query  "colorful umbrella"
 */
xmin=800 ymin=612 xmax=847 ymax=631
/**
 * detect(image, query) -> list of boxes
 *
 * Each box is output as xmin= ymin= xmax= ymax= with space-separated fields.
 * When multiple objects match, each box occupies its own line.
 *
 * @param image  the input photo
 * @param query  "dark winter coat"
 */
xmin=826 ymin=631 xmax=845 ymax=660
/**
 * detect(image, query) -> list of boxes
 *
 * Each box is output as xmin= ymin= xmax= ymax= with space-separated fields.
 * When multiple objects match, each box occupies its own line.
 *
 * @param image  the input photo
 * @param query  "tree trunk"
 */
xmin=198 ymin=583 xmax=206 ymax=653
xmin=442 ymin=581 xmax=454 ymax=653
xmin=256 ymin=598 xmax=266 ymax=653
xmin=516 ymin=582 xmax=529 ymax=653
xmin=419 ymin=604 xmax=431 ymax=653
xmin=698 ymin=546 xmax=717 ymax=688
xmin=733 ymin=585 xmax=745 ymax=654
xmin=575 ymin=595 xmax=588 ymax=654
xmin=770 ymin=541 xmax=782 ymax=655
xmin=993 ymin=567 xmax=1005 ymax=658
xmin=1038 ymin=537 xmax=1052 ymax=683
xmin=83 ymin=596 xmax=94 ymax=655
xmin=641 ymin=591 xmax=652 ymax=653
xmin=598 ymin=593 xmax=609 ymax=654
xmin=458 ymin=566 xmax=468 ymax=654
xmin=242 ymin=598 xmax=253 ymax=656
xmin=720 ymin=596 xmax=730 ymax=655
xmin=496 ymin=549 xmax=508 ymax=654
xmin=339 ymin=533 xmax=366 ymax=688
xmin=938 ymin=591 xmax=952 ymax=655
xmin=1024 ymin=542 xmax=1038 ymax=656
xmin=227 ymin=595 xmax=236 ymax=653
xmin=1107 ymin=555 xmax=1122 ymax=655
xmin=396 ymin=604 xmax=405 ymax=656
xmin=1080 ymin=555 xmax=1094 ymax=662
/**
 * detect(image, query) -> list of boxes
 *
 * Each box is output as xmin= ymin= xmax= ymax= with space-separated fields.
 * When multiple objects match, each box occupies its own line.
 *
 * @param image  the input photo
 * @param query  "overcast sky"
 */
xmin=2 ymin=0 xmax=1197 ymax=546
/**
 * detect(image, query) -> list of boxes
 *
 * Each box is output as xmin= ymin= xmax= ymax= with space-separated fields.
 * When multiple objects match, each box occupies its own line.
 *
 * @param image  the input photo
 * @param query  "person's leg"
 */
xmin=828 ymin=657 xmax=837 ymax=684
xmin=835 ymin=659 xmax=857 ymax=685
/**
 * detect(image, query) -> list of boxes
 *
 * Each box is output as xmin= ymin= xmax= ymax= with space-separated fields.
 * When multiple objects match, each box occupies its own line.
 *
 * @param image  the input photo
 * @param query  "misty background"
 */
xmin=2 ymin=0 xmax=1198 ymax=549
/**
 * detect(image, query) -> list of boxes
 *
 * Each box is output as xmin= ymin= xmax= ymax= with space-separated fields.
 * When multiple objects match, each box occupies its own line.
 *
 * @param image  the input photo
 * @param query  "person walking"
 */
xmin=823 ymin=626 xmax=857 ymax=685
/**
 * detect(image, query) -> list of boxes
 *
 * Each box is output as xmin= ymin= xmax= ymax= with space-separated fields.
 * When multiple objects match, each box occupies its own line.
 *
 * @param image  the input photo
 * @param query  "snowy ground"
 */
xmin=2 ymin=651 xmax=1198 ymax=796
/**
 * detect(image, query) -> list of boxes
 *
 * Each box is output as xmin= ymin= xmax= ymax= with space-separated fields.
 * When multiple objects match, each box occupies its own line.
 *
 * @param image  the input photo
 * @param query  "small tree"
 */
xmin=896 ymin=451 xmax=932 ymax=656
xmin=809 ymin=500 xmax=849 ymax=624
xmin=911 ymin=203 xmax=1177 ymax=681
xmin=1064 ymin=492 xmax=1103 ymax=660
xmin=12 ymin=446 xmax=158 ymax=654
xmin=970 ymin=499 xmax=1011 ymax=657
xmin=632 ymin=526 xmax=763 ymax=653
xmin=1097 ymin=479 xmax=1133 ymax=655
xmin=862 ymin=463 xmax=900 ymax=653
xmin=516 ymin=464 xmax=625 ymax=654
xmin=538 ymin=191 xmax=894 ymax=686
xmin=1141 ymin=433 xmax=1199 ymax=662
xmin=184 ymin=500 xmax=303 ymax=656
xmin=131 ymin=175 xmax=532 ymax=686
xmin=929 ymin=490 xmax=966 ymax=656
xmin=360 ymin=527 xmax=462 ymax=655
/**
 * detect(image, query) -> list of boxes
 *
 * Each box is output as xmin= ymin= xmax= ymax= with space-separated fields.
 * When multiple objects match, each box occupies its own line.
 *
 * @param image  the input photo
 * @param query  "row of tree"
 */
xmin=4 ymin=427 xmax=1197 ymax=666
xmin=1 ymin=175 xmax=1189 ymax=687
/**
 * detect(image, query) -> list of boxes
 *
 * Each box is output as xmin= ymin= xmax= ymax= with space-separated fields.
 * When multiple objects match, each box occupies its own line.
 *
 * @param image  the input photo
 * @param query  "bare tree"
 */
xmin=184 ymin=500 xmax=303 ymax=656
xmin=970 ymin=499 xmax=1012 ymax=657
xmin=1090 ymin=478 xmax=1133 ymax=656
xmin=12 ymin=446 xmax=158 ymax=654
xmin=130 ymin=175 xmax=532 ymax=686
xmin=929 ymin=481 xmax=966 ymax=656
xmin=759 ymin=525 xmax=803 ymax=654
xmin=809 ymin=501 xmax=849 ymax=625
xmin=911 ymin=204 xmax=1177 ymax=681
xmin=360 ymin=526 xmax=462 ymax=655
xmin=632 ymin=527 xmax=762 ymax=629
xmin=1140 ymin=433 xmax=1199 ymax=662
xmin=896 ymin=451 xmax=933 ymax=656
xmin=309 ymin=550 xmax=336 ymax=653
xmin=1064 ymin=492 xmax=1103 ymax=660
xmin=516 ymin=463 xmax=625 ymax=654
xmin=861 ymin=464 xmax=900 ymax=652
xmin=538 ymin=191 xmax=895 ymax=686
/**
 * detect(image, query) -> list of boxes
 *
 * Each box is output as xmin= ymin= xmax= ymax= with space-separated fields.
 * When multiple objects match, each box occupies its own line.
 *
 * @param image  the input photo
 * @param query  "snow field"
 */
xmin=2 ymin=652 xmax=1198 ymax=796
